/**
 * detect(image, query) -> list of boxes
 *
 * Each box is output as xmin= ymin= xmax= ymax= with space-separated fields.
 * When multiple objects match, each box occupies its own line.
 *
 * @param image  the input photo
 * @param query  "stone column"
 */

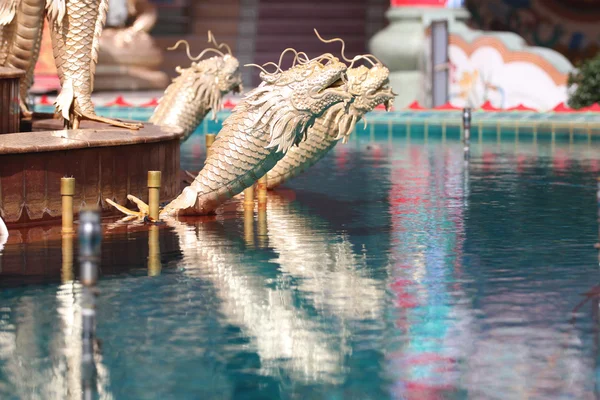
xmin=368 ymin=0 xmax=470 ymax=108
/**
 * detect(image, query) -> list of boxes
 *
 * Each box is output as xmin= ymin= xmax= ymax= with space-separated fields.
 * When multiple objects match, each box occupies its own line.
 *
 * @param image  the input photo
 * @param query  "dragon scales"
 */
xmin=0 ymin=0 xmax=45 ymax=116
xmin=265 ymin=62 xmax=394 ymax=189
xmin=109 ymin=52 xmax=352 ymax=219
xmin=149 ymin=34 xmax=243 ymax=142
xmin=46 ymin=0 xmax=142 ymax=130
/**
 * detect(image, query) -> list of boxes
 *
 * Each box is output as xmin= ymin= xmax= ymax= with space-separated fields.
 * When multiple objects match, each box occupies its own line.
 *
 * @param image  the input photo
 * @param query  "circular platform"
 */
xmin=0 ymin=120 xmax=184 ymax=226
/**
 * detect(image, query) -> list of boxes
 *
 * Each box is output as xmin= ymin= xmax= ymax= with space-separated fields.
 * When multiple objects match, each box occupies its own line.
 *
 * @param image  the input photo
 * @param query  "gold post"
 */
xmin=205 ymin=134 xmax=216 ymax=158
xmin=257 ymin=176 xmax=267 ymax=208
xmin=61 ymin=177 xmax=75 ymax=234
xmin=148 ymin=171 xmax=161 ymax=221
xmin=148 ymin=225 xmax=161 ymax=276
xmin=244 ymin=183 xmax=255 ymax=208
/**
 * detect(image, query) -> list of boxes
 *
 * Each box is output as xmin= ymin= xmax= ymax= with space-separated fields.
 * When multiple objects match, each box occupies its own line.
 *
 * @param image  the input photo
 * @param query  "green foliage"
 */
xmin=568 ymin=54 xmax=600 ymax=109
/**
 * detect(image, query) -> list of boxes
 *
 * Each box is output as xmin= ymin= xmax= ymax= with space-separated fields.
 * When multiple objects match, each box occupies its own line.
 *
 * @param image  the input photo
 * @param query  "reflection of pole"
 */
xmin=257 ymin=176 xmax=268 ymax=248
xmin=257 ymin=205 xmax=267 ymax=249
xmin=462 ymin=108 xmax=471 ymax=161
xmin=244 ymin=206 xmax=254 ymax=248
xmin=79 ymin=208 xmax=102 ymax=400
xmin=62 ymin=233 xmax=74 ymax=283
xmin=148 ymin=225 xmax=161 ymax=276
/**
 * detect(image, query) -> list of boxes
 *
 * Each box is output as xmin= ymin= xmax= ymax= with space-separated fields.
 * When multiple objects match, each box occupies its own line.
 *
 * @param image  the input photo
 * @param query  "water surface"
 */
xmin=1 ymin=130 xmax=600 ymax=399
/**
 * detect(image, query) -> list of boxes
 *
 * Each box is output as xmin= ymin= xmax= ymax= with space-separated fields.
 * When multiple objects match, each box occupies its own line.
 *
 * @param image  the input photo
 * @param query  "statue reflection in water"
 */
xmin=163 ymin=190 xmax=385 ymax=383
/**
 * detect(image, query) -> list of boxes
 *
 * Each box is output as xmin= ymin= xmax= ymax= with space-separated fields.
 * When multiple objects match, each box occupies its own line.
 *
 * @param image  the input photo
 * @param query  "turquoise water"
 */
xmin=2 ymin=120 xmax=600 ymax=399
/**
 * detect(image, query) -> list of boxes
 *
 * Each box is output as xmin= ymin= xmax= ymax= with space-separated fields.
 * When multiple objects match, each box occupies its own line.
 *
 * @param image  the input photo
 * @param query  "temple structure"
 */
xmin=369 ymin=0 xmax=574 ymax=110
xmin=31 ymin=0 xmax=583 ymax=110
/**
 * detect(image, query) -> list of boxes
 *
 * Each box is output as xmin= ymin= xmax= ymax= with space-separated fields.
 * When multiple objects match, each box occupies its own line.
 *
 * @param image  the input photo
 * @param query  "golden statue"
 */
xmin=1 ymin=0 xmax=143 ymax=129
xmin=149 ymin=33 xmax=243 ymax=142
xmin=94 ymin=0 xmax=169 ymax=91
xmin=110 ymin=48 xmax=352 ymax=218
xmin=110 ymin=33 xmax=394 ymax=220
xmin=266 ymin=33 xmax=394 ymax=189
xmin=0 ymin=0 xmax=46 ymax=117
xmin=46 ymin=0 xmax=143 ymax=129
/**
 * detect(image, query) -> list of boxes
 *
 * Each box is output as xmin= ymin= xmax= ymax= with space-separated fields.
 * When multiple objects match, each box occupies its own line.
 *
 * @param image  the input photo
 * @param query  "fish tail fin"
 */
xmin=45 ymin=0 xmax=66 ymax=28
xmin=0 ymin=0 xmax=18 ymax=25
xmin=54 ymin=78 xmax=74 ymax=121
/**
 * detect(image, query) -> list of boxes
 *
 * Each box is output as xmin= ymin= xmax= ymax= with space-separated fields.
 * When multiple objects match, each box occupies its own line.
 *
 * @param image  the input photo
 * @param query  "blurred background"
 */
xmin=31 ymin=0 xmax=600 ymax=110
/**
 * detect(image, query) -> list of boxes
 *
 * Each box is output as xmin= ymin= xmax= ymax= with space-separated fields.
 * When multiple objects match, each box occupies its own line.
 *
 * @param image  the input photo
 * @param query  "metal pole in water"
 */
xmin=148 ymin=171 xmax=161 ymax=221
xmin=61 ymin=177 xmax=75 ymax=234
xmin=257 ymin=176 xmax=267 ymax=208
xmin=79 ymin=207 xmax=101 ymax=400
xmin=462 ymin=107 xmax=471 ymax=160
xmin=244 ymin=184 xmax=255 ymax=208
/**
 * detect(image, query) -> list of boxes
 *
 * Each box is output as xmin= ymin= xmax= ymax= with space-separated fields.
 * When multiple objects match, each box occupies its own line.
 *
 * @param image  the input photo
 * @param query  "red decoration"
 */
xmin=374 ymin=103 xmax=394 ymax=111
xmin=39 ymin=94 xmax=52 ymax=105
xmin=222 ymin=99 xmax=236 ymax=109
xmin=552 ymin=102 xmax=574 ymax=112
xmin=506 ymin=103 xmax=537 ymax=112
xmin=407 ymin=101 xmax=425 ymax=110
xmin=104 ymin=96 xmax=133 ymax=107
xmin=580 ymin=103 xmax=600 ymax=112
xmin=391 ymin=0 xmax=447 ymax=6
xmin=433 ymin=102 xmax=460 ymax=110
xmin=480 ymin=101 xmax=500 ymax=111
xmin=140 ymin=98 xmax=160 ymax=108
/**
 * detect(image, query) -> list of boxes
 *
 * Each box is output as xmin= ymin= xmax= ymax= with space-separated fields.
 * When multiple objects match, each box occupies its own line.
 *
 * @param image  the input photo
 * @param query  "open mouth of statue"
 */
xmin=313 ymin=75 xmax=351 ymax=100
xmin=370 ymin=83 xmax=395 ymax=111
xmin=329 ymin=77 xmax=345 ymax=89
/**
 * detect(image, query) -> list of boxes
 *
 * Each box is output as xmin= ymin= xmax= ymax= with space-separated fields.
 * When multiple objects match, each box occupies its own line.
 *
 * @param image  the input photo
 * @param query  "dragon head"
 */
xmin=241 ymin=51 xmax=352 ymax=153
xmin=329 ymin=63 xmax=394 ymax=142
xmin=347 ymin=63 xmax=394 ymax=114
xmin=213 ymin=53 xmax=243 ymax=95
xmin=311 ymin=30 xmax=395 ymax=142
xmin=258 ymin=55 xmax=350 ymax=115
xmin=167 ymin=33 xmax=243 ymax=119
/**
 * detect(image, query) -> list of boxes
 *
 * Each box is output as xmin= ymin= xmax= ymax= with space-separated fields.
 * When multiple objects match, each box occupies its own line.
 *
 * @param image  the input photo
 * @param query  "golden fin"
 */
xmin=0 ymin=0 xmax=18 ymax=25
xmin=45 ymin=0 xmax=66 ymax=27
xmin=126 ymin=195 xmax=150 ymax=215
xmin=105 ymin=199 xmax=142 ymax=217
xmin=54 ymin=78 xmax=74 ymax=121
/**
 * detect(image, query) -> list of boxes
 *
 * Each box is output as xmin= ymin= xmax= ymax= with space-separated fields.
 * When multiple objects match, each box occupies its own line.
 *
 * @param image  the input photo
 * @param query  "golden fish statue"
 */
xmin=266 ymin=47 xmax=394 ymax=189
xmin=110 ymin=49 xmax=352 ymax=219
xmin=0 ymin=0 xmax=46 ymax=117
xmin=46 ymin=0 xmax=142 ymax=130
xmin=149 ymin=33 xmax=243 ymax=142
